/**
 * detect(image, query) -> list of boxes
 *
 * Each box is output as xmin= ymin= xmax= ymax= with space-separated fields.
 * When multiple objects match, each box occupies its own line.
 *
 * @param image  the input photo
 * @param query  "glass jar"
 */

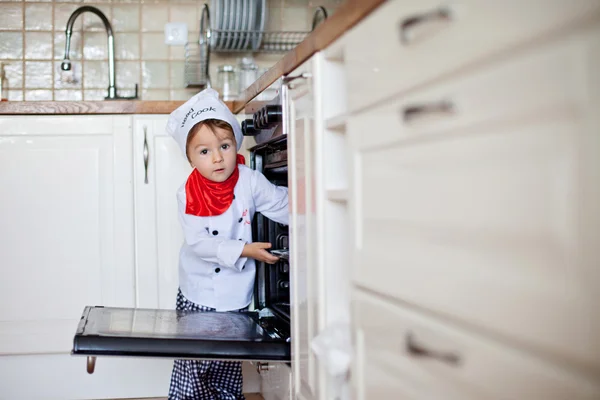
xmin=237 ymin=57 xmax=259 ymax=97
xmin=215 ymin=65 xmax=238 ymax=101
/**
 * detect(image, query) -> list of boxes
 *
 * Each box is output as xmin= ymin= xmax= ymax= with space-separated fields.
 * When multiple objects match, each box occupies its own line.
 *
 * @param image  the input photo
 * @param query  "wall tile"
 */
xmin=282 ymin=7 xmax=309 ymax=31
xmin=54 ymin=31 xmax=83 ymax=60
xmin=8 ymin=90 xmax=24 ymax=101
xmin=141 ymin=89 xmax=169 ymax=100
xmin=142 ymin=61 xmax=169 ymax=89
xmin=83 ymin=32 xmax=108 ymax=60
xmin=54 ymin=3 xmax=83 ymax=31
xmin=25 ymin=3 xmax=53 ymax=30
xmin=25 ymin=89 xmax=53 ymax=100
xmin=25 ymin=32 xmax=53 ymax=59
xmin=141 ymin=4 xmax=169 ymax=32
xmin=170 ymin=88 xmax=199 ymax=101
xmin=3 ymin=0 xmax=310 ymax=101
xmin=54 ymin=89 xmax=83 ymax=100
xmin=83 ymin=89 xmax=106 ymax=100
xmin=112 ymin=4 xmax=140 ymax=32
xmin=3 ymin=62 xmax=24 ymax=88
xmin=141 ymin=33 xmax=168 ymax=59
xmin=115 ymin=33 xmax=140 ymax=60
xmin=25 ymin=61 xmax=53 ymax=88
xmin=83 ymin=60 xmax=110 ymax=88
xmin=169 ymin=45 xmax=185 ymax=61
xmin=0 ymin=4 xmax=24 ymax=30
xmin=0 ymin=32 xmax=24 ymax=59
xmin=169 ymin=61 xmax=185 ymax=89
xmin=169 ymin=4 xmax=197 ymax=30
xmin=115 ymin=60 xmax=140 ymax=89
xmin=82 ymin=4 xmax=111 ymax=31
xmin=54 ymin=60 xmax=82 ymax=89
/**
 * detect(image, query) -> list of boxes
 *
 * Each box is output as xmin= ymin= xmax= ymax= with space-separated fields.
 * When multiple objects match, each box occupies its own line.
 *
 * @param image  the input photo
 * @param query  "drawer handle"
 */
xmin=405 ymin=332 xmax=461 ymax=365
xmin=143 ymin=125 xmax=149 ymax=184
xmin=399 ymin=7 xmax=452 ymax=44
xmin=402 ymin=100 xmax=454 ymax=122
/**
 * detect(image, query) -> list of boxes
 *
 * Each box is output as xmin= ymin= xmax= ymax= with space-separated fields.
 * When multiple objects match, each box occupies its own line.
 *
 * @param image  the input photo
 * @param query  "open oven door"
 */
xmin=72 ymin=306 xmax=290 ymax=373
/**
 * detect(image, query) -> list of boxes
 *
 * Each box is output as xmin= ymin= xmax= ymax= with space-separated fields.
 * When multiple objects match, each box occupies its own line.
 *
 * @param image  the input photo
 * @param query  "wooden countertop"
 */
xmin=0 ymin=100 xmax=237 ymax=115
xmin=0 ymin=0 xmax=384 ymax=116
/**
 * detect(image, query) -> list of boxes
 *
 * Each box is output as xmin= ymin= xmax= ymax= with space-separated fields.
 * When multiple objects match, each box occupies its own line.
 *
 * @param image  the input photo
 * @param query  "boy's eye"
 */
xmin=221 ymin=144 xmax=230 ymax=150
xmin=200 ymin=149 xmax=208 ymax=155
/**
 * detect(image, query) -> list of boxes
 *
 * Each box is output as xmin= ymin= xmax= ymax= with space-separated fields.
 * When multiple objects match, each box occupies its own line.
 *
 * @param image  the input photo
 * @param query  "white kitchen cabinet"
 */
xmin=343 ymin=3 xmax=600 ymax=399
xmin=286 ymin=48 xmax=354 ymax=400
xmin=0 ymin=115 xmax=173 ymax=399
xmin=132 ymin=115 xmax=191 ymax=309
xmin=287 ymin=58 xmax=321 ymax=400
xmin=0 ymin=115 xmax=135 ymax=355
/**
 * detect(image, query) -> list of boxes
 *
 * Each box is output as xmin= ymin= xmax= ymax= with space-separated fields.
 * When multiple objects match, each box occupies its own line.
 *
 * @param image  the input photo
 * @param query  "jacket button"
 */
xmin=215 ymin=268 xmax=221 ymax=273
xmin=242 ymin=266 xmax=245 ymax=270
xmin=233 ymin=195 xmax=236 ymax=199
xmin=238 ymin=217 xmax=243 ymax=223
xmin=212 ymin=230 xmax=218 ymax=235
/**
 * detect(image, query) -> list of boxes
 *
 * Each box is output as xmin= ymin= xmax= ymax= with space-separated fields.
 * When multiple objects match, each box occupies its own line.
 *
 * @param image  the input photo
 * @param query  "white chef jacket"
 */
xmin=177 ymin=164 xmax=289 ymax=311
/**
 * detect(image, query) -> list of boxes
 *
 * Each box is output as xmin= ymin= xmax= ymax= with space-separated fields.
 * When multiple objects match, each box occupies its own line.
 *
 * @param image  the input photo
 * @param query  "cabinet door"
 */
xmin=133 ymin=115 xmax=192 ymax=309
xmin=287 ymin=60 xmax=321 ymax=400
xmin=0 ymin=115 xmax=135 ymax=355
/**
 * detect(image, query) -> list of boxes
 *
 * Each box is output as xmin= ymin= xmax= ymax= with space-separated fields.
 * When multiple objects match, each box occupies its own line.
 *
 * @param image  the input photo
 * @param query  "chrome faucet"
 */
xmin=61 ymin=6 xmax=138 ymax=100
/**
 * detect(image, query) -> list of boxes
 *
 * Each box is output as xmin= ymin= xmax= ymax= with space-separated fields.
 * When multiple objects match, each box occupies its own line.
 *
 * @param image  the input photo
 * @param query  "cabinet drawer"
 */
xmin=353 ymin=290 xmax=600 ymax=400
xmin=344 ymin=0 xmax=600 ymax=111
xmin=347 ymin=29 xmax=588 ymax=151
xmin=348 ymin=23 xmax=600 ymax=371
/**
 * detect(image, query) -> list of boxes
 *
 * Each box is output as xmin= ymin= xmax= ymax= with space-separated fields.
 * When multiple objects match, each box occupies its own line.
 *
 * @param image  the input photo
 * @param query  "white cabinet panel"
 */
xmin=353 ymin=290 xmax=600 ymax=400
xmin=132 ymin=115 xmax=192 ymax=309
xmin=287 ymin=60 xmax=321 ymax=400
xmin=0 ymin=115 xmax=135 ymax=355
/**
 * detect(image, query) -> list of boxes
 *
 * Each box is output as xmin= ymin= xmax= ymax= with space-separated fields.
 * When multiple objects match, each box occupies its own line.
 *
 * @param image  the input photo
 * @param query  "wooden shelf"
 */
xmin=325 ymin=114 xmax=347 ymax=132
xmin=326 ymin=189 xmax=348 ymax=202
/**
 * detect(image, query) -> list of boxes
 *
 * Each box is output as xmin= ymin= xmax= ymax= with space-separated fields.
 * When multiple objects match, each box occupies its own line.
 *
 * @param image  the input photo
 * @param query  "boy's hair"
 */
xmin=186 ymin=119 xmax=236 ymax=162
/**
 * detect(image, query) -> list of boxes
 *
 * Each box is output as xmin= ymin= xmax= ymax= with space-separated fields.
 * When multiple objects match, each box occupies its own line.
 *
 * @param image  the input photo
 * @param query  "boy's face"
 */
xmin=187 ymin=124 xmax=237 ymax=182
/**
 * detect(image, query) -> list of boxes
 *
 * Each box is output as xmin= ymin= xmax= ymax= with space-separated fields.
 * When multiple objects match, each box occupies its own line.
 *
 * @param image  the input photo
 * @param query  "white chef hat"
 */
xmin=166 ymin=88 xmax=243 ymax=156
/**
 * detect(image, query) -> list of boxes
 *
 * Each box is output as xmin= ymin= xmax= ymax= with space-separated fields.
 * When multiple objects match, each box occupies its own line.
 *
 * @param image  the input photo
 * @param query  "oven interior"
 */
xmin=250 ymin=135 xmax=290 ymax=325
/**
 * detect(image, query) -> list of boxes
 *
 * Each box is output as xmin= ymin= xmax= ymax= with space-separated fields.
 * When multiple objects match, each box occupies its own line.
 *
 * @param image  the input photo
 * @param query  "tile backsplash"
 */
xmin=0 ymin=0 xmax=342 ymax=101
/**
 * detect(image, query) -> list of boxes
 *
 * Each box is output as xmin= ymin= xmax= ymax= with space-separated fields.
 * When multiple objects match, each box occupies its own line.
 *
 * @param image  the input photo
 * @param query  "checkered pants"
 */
xmin=168 ymin=289 xmax=245 ymax=400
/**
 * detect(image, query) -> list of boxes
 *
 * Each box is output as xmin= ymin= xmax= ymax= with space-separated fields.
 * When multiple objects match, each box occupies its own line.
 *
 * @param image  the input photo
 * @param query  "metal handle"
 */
xmin=86 ymin=356 xmax=96 ymax=374
xmin=400 ymin=6 xmax=452 ymax=44
xmin=405 ymin=332 xmax=461 ymax=365
xmin=402 ymin=100 xmax=454 ymax=122
xmin=256 ymin=362 xmax=273 ymax=374
xmin=143 ymin=125 xmax=149 ymax=184
xmin=283 ymin=72 xmax=312 ymax=85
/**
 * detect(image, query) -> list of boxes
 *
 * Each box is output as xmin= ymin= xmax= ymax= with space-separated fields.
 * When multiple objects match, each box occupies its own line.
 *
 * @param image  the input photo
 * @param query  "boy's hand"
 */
xmin=242 ymin=242 xmax=279 ymax=264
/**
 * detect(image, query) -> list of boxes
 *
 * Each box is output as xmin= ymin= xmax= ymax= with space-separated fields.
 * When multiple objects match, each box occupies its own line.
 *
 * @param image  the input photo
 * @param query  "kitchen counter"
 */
xmin=0 ymin=0 xmax=384 ymax=116
xmin=0 ymin=100 xmax=236 ymax=115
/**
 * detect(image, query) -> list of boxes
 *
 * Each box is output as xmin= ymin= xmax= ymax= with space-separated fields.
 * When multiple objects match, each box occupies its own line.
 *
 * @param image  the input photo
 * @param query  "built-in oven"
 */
xmin=72 ymin=83 xmax=291 ymax=374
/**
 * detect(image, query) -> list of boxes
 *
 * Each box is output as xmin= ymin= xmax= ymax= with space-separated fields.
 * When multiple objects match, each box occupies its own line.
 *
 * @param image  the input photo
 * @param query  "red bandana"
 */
xmin=185 ymin=154 xmax=246 ymax=217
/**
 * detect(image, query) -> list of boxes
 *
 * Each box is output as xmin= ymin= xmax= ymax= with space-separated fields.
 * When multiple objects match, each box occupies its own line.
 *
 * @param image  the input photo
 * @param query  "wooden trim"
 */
xmin=0 ymin=101 xmax=236 ymax=115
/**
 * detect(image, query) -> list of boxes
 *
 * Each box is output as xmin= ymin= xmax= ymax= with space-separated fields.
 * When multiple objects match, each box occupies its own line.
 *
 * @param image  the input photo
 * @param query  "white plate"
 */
xmin=210 ymin=0 xmax=219 ymax=48
xmin=224 ymin=0 xmax=235 ymax=50
xmin=237 ymin=0 xmax=249 ymax=50
xmin=242 ymin=0 xmax=255 ymax=51
xmin=233 ymin=0 xmax=243 ymax=50
xmin=214 ymin=0 xmax=224 ymax=49
xmin=252 ymin=0 xmax=267 ymax=51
